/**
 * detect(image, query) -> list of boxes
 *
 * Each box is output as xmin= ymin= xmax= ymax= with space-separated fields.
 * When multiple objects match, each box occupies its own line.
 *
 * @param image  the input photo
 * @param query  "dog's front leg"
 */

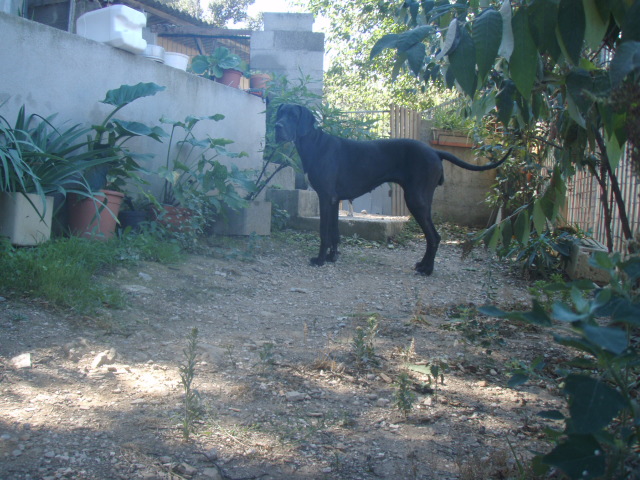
xmin=311 ymin=197 xmax=333 ymax=266
xmin=326 ymin=200 xmax=340 ymax=262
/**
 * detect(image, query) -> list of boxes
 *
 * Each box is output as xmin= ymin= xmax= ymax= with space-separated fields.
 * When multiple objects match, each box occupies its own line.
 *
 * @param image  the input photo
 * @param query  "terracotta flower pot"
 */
xmin=216 ymin=69 xmax=243 ymax=88
xmin=250 ymin=73 xmax=271 ymax=90
xmin=151 ymin=205 xmax=194 ymax=232
xmin=67 ymin=190 xmax=124 ymax=240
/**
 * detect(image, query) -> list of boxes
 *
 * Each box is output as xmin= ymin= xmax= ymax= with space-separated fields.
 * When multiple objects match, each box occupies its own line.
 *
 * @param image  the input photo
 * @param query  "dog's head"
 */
xmin=275 ymin=104 xmax=316 ymax=143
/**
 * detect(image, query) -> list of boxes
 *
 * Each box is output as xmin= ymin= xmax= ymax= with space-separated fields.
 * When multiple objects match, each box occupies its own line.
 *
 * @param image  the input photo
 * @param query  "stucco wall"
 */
xmin=0 ymin=12 xmax=266 ymax=197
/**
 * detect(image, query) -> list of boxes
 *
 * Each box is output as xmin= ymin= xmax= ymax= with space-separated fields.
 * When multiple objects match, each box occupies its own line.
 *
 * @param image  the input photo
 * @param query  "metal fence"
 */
xmin=565 ymin=143 xmax=639 ymax=253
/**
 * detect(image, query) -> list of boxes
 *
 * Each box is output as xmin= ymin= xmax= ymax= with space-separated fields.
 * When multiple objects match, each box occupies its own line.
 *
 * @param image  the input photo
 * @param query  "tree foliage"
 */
xmin=371 ymin=0 xmax=639 ymax=253
xmin=304 ymin=0 xmax=455 ymax=111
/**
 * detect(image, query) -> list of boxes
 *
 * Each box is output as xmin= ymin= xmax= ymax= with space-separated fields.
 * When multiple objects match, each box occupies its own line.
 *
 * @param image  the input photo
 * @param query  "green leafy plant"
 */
xmin=406 ymin=360 xmax=448 ymax=402
xmin=190 ymin=46 xmax=248 ymax=79
xmin=394 ymin=372 xmax=416 ymax=418
xmin=372 ymin=0 xmax=638 ymax=254
xmin=0 ymin=105 xmax=114 ymax=216
xmin=84 ymin=82 xmax=168 ymax=192
xmin=481 ymin=252 xmax=640 ymax=479
xmin=351 ymin=315 xmax=379 ymax=368
xmin=179 ymin=327 xmax=203 ymax=441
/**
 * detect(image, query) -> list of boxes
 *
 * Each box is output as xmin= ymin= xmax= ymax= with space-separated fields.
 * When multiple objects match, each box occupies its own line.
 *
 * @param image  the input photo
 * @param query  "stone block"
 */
xmin=566 ymin=238 xmax=611 ymax=284
xmin=267 ymin=189 xmax=319 ymax=218
xmin=213 ymin=201 xmax=271 ymax=236
xmin=290 ymin=213 xmax=409 ymax=243
xmin=263 ymin=12 xmax=315 ymax=31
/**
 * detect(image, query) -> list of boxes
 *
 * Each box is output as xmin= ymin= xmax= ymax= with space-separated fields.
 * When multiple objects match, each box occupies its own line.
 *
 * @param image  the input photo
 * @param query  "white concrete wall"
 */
xmin=0 ymin=12 xmax=266 ymax=196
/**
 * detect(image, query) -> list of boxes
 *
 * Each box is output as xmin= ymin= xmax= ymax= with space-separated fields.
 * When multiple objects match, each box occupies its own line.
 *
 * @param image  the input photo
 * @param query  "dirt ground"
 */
xmin=0 ymin=228 xmax=570 ymax=480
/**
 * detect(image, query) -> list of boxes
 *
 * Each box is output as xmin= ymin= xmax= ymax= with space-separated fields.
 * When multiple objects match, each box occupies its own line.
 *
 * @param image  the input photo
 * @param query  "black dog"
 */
xmin=275 ymin=103 xmax=508 ymax=275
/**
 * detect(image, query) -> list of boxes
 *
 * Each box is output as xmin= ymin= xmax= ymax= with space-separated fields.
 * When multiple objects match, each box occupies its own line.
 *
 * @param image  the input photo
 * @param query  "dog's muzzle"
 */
xmin=275 ymin=122 xmax=291 ymax=143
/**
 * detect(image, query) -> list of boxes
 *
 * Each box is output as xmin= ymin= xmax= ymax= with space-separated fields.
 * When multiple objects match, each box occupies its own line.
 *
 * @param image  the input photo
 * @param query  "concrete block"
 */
xmin=266 ymin=165 xmax=296 ymax=190
xmin=213 ymin=201 xmax=271 ymax=236
xmin=290 ymin=213 xmax=409 ymax=243
xmin=273 ymin=31 xmax=325 ymax=51
xmin=267 ymin=189 xmax=319 ymax=217
xmin=263 ymin=12 xmax=315 ymax=31
xmin=566 ymin=238 xmax=611 ymax=284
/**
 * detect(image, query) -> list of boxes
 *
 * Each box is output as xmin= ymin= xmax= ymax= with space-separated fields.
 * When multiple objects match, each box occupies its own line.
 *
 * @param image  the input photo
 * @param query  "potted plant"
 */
xmin=0 ymin=105 xmax=113 ymax=245
xmin=67 ymin=82 xmax=168 ymax=240
xmin=118 ymin=193 xmax=155 ymax=233
xmin=155 ymin=114 xmax=253 ymax=235
xmin=190 ymin=47 xmax=248 ymax=88
xmin=248 ymin=71 xmax=272 ymax=97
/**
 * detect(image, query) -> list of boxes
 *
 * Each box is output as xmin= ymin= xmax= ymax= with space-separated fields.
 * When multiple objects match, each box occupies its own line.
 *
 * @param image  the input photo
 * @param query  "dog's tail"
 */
xmin=438 ymin=148 xmax=511 ymax=171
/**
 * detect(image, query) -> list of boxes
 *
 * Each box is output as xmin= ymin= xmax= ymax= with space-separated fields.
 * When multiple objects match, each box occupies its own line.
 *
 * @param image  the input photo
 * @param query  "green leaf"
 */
xmin=406 ymin=43 xmax=427 ymax=76
xmin=495 ymin=79 xmax=515 ymax=125
xmin=527 ymin=0 xmax=561 ymax=61
xmin=583 ymin=0 xmax=609 ymax=49
xmin=397 ymin=25 xmax=434 ymax=52
xmin=620 ymin=256 xmax=640 ymax=281
xmin=557 ymin=0 xmax=585 ymax=64
xmin=621 ymin=0 xmax=640 ymax=42
xmin=101 ymin=83 xmax=166 ymax=108
xmin=564 ymin=374 xmax=626 ymax=434
xmin=447 ymin=26 xmax=477 ymax=97
xmin=473 ymin=8 xmax=502 ymax=82
xmin=582 ymin=325 xmax=628 ymax=354
xmin=543 ymin=434 xmax=605 ymax=479
xmin=513 ymin=208 xmax=530 ymax=245
xmin=552 ymin=302 xmax=588 ymax=322
xmin=509 ymin=8 xmax=538 ymax=98
xmin=532 ymin=200 xmax=546 ymax=234
xmin=501 ymin=217 xmax=513 ymax=247
xmin=610 ymin=41 xmax=640 ymax=87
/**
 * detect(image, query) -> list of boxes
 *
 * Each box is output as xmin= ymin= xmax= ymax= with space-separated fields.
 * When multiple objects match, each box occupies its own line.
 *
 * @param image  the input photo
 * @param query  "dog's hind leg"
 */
xmin=327 ymin=201 xmax=340 ymax=262
xmin=404 ymin=194 xmax=440 ymax=276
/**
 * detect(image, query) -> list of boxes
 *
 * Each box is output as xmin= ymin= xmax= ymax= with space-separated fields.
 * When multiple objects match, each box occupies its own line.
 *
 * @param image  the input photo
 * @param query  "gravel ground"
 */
xmin=0 ymin=229 xmax=568 ymax=479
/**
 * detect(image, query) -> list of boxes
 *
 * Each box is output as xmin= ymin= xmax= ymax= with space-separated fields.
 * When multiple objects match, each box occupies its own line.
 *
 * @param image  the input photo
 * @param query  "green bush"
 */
xmin=481 ymin=252 xmax=640 ymax=479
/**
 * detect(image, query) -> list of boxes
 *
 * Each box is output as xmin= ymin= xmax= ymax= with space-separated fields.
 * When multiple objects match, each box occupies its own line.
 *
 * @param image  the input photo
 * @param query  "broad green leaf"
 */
xmin=495 ymin=79 xmax=516 ymax=125
xmin=501 ymin=216 xmax=513 ymax=247
xmin=621 ymin=0 xmax=640 ymax=42
xmin=588 ymin=250 xmax=614 ymax=271
xmin=397 ymin=25 xmax=434 ymax=52
xmin=557 ymin=0 xmax=585 ymax=64
xmin=513 ymin=208 xmax=530 ymax=245
xmin=582 ymin=325 xmax=628 ymax=354
xmin=621 ymin=256 xmax=640 ymax=281
xmin=371 ymin=33 xmax=400 ymax=59
xmin=497 ymin=0 xmax=513 ymax=59
xmin=527 ymin=0 xmax=561 ymax=61
xmin=101 ymin=83 xmax=166 ymax=107
xmin=488 ymin=222 xmax=502 ymax=250
xmin=532 ymin=200 xmax=546 ymax=234
xmin=583 ymin=0 xmax=608 ymax=49
xmin=406 ymin=42 xmax=427 ymax=76
xmin=552 ymin=302 xmax=588 ymax=322
xmin=437 ymin=18 xmax=459 ymax=60
xmin=543 ymin=434 xmax=605 ymax=479
xmin=610 ymin=41 xmax=640 ymax=87
xmin=509 ymin=9 xmax=538 ymax=98
xmin=564 ymin=374 xmax=626 ymax=434
xmin=447 ymin=26 xmax=477 ymax=97
xmin=473 ymin=8 xmax=502 ymax=82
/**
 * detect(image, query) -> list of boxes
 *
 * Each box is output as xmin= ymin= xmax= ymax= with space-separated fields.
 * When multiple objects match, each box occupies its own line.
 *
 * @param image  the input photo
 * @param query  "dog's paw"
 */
xmin=414 ymin=262 xmax=434 ymax=276
xmin=310 ymin=257 xmax=325 ymax=267
xmin=326 ymin=251 xmax=340 ymax=262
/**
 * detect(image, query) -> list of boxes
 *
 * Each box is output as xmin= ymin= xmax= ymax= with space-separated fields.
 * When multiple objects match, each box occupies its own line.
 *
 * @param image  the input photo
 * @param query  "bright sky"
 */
xmin=247 ymin=0 xmax=294 ymax=16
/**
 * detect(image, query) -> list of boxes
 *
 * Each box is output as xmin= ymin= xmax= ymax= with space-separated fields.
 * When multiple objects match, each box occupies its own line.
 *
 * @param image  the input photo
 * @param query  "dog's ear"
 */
xmin=295 ymin=105 xmax=316 ymax=137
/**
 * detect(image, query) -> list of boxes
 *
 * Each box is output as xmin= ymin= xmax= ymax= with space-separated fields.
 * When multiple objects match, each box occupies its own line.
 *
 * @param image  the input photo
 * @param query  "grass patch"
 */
xmin=0 ymin=232 xmax=182 ymax=315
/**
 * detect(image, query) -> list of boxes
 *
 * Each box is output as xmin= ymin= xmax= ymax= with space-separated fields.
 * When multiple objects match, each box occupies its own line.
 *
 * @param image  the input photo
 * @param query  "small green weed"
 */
xmin=351 ymin=315 xmax=379 ymax=368
xmin=179 ymin=327 xmax=203 ymax=441
xmin=394 ymin=372 xmax=416 ymax=418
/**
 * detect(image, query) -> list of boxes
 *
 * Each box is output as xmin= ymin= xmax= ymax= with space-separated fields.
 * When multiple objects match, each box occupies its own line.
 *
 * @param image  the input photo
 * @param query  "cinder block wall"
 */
xmin=250 ymin=13 xmax=324 ymax=98
xmin=0 ymin=12 xmax=266 ymax=197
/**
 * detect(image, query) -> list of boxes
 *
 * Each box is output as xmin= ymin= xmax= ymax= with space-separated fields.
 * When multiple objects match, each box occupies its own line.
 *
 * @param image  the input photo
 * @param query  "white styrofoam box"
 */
xmin=76 ymin=5 xmax=147 ymax=54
